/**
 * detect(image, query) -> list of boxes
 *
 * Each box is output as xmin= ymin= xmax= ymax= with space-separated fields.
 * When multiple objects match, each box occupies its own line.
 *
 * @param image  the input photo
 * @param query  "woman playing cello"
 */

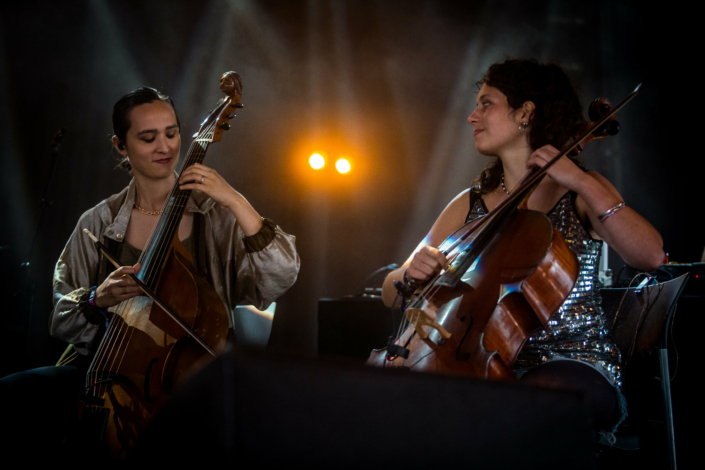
xmin=50 ymin=79 xmax=299 ymax=361
xmin=381 ymin=59 xmax=664 ymax=432
xmin=3 ymin=75 xmax=299 ymax=460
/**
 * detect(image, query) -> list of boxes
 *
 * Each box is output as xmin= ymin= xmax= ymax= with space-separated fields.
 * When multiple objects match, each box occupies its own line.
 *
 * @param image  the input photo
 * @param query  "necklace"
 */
xmin=501 ymin=174 xmax=510 ymax=195
xmin=134 ymin=202 xmax=162 ymax=216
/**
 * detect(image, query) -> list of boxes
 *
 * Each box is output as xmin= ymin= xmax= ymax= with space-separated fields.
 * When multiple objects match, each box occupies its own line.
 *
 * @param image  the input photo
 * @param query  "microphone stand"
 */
xmin=20 ymin=128 xmax=66 ymax=363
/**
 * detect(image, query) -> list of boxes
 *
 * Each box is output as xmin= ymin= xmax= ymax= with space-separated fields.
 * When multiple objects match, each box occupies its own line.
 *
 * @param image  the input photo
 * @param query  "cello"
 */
xmin=367 ymin=87 xmax=639 ymax=379
xmin=79 ymin=73 xmax=244 ymax=458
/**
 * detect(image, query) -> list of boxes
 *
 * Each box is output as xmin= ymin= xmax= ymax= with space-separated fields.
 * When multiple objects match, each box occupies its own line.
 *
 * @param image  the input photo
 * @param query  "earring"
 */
xmin=519 ymin=122 xmax=528 ymax=135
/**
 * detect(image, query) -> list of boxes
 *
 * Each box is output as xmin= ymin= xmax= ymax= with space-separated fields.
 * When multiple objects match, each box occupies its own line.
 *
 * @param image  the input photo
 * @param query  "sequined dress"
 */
xmin=466 ymin=189 xmax=622 ymax=387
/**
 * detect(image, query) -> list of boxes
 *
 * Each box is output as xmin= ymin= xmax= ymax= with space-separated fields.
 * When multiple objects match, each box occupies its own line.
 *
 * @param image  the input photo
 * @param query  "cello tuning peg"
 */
xmin=604 ymin=120 xmax=620 ymax=136
xmin=220 ymin=123 xmax=231 ymax=131
xmin=227 ymin=113 xmax=236 ymax=119
xmin=592 ymin=120 xmax=620 ymax=138
xmin=235 ymin=103 xmax=244 ymax=108
xmin=588 ymin=97 xmax=613 ymax=121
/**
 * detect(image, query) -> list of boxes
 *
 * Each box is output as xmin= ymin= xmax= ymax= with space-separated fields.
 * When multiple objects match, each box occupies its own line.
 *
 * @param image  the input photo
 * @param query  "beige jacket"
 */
xmin=49 ymin=179 xmax=300 ymax=355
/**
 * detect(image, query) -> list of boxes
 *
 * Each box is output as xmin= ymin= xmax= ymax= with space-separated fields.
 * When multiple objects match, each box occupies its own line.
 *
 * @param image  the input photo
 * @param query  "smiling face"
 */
xmin=115 ymin=101 xmax=181 ymax=180
xmin=468 ymin=84 xmax=528 ymax=157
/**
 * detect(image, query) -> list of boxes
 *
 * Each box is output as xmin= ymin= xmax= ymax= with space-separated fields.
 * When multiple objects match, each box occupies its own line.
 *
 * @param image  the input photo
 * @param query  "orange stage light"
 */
xmin=309 ymin=153 xmax=325 ymax=170
xmin=335 ymin=158 xmax=351 ymax=174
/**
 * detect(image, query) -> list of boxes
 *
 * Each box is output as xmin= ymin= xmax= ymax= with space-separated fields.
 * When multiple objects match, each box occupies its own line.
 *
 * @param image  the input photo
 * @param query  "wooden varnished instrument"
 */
xmin=367 ymin=86 xmax=640 ymax=379
xmin=80 ymin=72 xmax=243 ymax=458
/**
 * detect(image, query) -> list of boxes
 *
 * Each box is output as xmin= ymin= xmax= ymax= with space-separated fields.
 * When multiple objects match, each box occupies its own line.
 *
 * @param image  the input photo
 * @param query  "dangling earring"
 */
xmin=519 ymin=122 xmax=528 ymax=135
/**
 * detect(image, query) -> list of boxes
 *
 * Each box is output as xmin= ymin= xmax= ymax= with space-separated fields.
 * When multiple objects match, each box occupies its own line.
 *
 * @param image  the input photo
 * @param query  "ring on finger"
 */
xmin=200 ymin=175 xmax=205 ymax=183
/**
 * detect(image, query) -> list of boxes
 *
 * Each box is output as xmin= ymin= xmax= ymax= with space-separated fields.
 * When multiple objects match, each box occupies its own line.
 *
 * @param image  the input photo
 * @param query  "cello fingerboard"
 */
xmin=138 ymin=139 xmax=211 ymax=289
xmin=136 ymin=90 xmax=239 ymax=289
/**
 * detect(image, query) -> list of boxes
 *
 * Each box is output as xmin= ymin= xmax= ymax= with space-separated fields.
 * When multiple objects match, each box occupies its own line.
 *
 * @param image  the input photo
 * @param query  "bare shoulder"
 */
xmin=426 ymin=188 xmax=473 ymax=247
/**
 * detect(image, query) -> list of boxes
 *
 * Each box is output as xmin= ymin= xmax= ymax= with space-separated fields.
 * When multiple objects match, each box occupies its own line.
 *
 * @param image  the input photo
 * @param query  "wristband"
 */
xmin=88 ymin=286 xmax=107 ymax=315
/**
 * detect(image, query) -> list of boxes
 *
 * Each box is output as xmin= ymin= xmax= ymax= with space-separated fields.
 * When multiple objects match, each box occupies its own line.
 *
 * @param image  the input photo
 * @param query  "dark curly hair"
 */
xmin=112 ymin=87 xmax=181 ymax=173
xmin=471 ymin=59 xmax=585 ymax=194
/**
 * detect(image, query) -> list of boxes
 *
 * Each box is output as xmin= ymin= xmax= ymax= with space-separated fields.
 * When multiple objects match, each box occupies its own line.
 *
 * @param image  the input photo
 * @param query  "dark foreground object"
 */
xmin=0 ymin=366 xmax=80 ymax=464
xmin=132 ymin=346 xmax=595 ymax=468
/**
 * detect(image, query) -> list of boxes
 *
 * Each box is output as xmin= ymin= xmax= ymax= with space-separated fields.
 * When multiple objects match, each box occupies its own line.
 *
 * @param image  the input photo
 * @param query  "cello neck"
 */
xmin=136 ymin=140 xmax=209 ymax=289
xmin=137 ymin=94 xmax=239 ymax=289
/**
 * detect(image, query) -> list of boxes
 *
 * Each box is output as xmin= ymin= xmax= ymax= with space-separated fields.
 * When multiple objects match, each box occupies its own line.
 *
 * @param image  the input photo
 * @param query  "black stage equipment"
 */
xmin=318 ymin=296 xmax=402 ymax=362
xmin=318 ymin=264 xmax=404 ymax=362
xmin=131 ymin=346 xmax=596 ymax=468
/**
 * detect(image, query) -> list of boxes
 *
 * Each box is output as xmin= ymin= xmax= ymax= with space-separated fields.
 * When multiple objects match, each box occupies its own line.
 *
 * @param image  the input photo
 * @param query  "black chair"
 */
xmin=600 ymin=273 xmax=689 ymax=470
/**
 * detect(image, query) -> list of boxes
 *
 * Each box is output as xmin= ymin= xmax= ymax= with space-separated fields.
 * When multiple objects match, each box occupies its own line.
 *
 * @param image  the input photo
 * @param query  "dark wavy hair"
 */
xmin=471 ymin=59 xmax=585 ymax=194
xmin=112 ymin=87 xmax=181 ymax=172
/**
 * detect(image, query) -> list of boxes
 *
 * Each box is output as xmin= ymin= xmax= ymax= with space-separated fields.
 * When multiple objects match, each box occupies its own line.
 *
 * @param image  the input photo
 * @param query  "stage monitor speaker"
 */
xmin=132 ymin=347 xmax=596 ymax=468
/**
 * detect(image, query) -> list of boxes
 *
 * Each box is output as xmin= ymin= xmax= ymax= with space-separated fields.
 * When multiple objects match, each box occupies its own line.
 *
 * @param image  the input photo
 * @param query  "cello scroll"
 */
xmin=568 ymin=96 xmax=621 ymax=157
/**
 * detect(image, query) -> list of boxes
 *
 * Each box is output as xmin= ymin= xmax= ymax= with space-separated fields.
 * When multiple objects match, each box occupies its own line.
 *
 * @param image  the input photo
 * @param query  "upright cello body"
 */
xmin=81 ymin=74 xmax=243 ymax=458
xmin=368 ymin=208 xmax=578 ymax=378
xmin=368 ymin=89 xmax=640 ymax=379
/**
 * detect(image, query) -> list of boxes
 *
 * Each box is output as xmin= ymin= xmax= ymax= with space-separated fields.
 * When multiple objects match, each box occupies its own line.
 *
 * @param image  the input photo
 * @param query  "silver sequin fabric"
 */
xmin=466 ymin=189 xmax=622 ymax=387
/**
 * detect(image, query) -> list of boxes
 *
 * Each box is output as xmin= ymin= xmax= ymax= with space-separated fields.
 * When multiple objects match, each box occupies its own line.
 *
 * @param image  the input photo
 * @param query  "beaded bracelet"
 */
xmin=598 ymin=202 xmax=626 ymax=223
xmin=88 ymin=286 xmax=107 ymax=315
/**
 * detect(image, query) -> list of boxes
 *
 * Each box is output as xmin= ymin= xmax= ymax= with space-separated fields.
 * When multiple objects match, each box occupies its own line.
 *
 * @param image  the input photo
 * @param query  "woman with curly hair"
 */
xmin=381 ymin=59 xmax=664 ymax=433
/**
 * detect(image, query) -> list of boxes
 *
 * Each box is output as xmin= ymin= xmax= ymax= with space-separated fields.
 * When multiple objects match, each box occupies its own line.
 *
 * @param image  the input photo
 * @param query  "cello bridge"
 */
xmin=404 ymin=308 xmax=452 ymax=340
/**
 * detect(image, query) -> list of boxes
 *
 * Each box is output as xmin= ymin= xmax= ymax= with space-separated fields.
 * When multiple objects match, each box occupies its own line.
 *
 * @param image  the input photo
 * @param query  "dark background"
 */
xmin=0 ymin=0 xmax=692 ymax=367
xmin=0 ymin=0 xmax=696 ymax=447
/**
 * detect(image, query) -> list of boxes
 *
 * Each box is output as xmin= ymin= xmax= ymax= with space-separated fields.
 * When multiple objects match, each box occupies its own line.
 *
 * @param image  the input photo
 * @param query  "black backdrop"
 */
xmin=0 ymin=1 xmax=693 ymax=372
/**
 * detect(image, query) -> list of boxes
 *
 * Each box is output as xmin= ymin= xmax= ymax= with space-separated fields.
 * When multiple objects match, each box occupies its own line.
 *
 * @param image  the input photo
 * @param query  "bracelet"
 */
xmin=598 ymin=202 xmax=626 ymax=223
xmin=394 ymin=270 xmax=418 ymax=300
xmin=79 ymin=287 xmax=107 ymax=325
xmin=403 ymin=270 xmax=419 ymax=290
xmin=88 ymin=286 xmax=107 ymax=315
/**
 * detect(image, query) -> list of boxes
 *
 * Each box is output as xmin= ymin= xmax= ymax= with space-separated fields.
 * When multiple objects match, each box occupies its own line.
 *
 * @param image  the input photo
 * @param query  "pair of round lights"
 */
xmin=309 ymin=153 xmax=351 ymax=174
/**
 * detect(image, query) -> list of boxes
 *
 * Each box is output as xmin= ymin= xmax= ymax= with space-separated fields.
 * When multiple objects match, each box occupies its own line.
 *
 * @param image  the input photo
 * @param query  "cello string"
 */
xmin=109 ymin=140 xmax=207 ymax=374
xmin=395 ymin=88 xmax=642 ymax=362
xmin=90 ymin=303 xmax=120 ymax=398
xmin=94 ymin=196 xmax=180 ymax=396
xmin=110 ymin=120 xmax=217 ymax=372
xmin=84 ymin=105 xmax=224 ymax=401
xmin=118 ymin=106 xmax=224 ymax=366
xmin=139 ymin=137 xmax=203 ymax=284
xmin=141 ymin=130 xmax=210 ymax=285
xmin=103 ymin=296 xmax=143 ymax=396
xmin=138 ymin=128 xmax=207 ymax=283
xmin=141 ymin=122 xmax=213 ymax=285
xmin=108 ymin=107 xmax=223 ymax=383
xmin=112 ymin=297 xmax=142 ymax=379
xmin=86 ymin=236 xmax=137 ymax=395
xmin=96 ymin=296 xmax=133 ymax=398
xmin=410 ymin=218 xmax=481 ymax=313
xmin=89 ymin=285 xmax=133 ymax=397
xmin=437 ymin=86 xmax=640 ymax=259
xmin=87 ymin=311 xmax=114 ymax=396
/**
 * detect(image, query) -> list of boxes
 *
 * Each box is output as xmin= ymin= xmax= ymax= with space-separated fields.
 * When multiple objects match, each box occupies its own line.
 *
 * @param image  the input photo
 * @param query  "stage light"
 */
xmin=309 ymin=153 xmax=325 ymax=170
xmin=335 ymin=158 xmax=351 ymax=174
